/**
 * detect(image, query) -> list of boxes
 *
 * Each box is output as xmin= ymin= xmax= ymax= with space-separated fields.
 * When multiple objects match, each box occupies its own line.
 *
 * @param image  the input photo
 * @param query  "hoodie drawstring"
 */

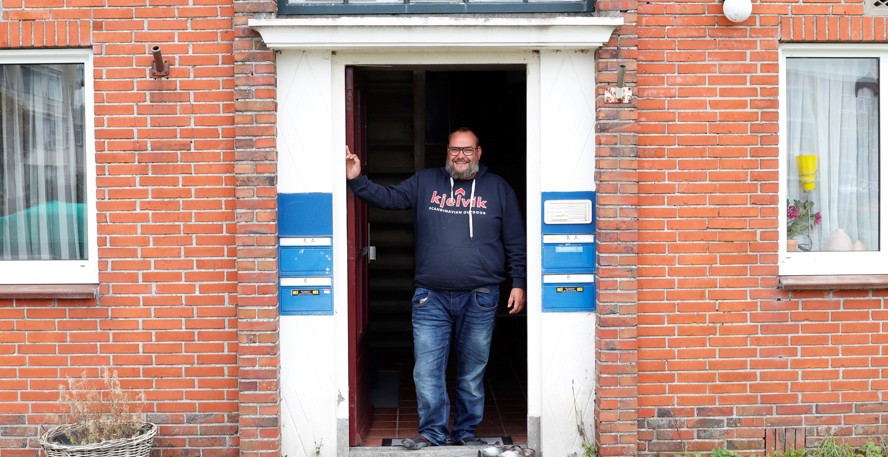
xmin=469 ymin=179 xmax=475 ymax=239
xmin=450 ymin=177 xmax=476 ymax=239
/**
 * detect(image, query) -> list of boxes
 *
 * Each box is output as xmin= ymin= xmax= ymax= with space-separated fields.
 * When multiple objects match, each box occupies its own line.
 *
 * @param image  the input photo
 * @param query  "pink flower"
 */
xmin=814 ymin=211 xmax=822 ymax=225
xmin=787 ymin=205 xmax=800 ymax=220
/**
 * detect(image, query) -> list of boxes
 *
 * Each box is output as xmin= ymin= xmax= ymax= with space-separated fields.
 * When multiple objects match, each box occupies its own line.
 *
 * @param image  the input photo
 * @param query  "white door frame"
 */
xmin=253 ymin=16 xmax=621 ymax=457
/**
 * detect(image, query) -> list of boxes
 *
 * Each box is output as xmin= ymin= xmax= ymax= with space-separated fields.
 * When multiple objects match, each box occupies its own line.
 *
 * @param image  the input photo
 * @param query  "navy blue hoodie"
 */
xmin=348 ymin=164 xmax=526 ymax=291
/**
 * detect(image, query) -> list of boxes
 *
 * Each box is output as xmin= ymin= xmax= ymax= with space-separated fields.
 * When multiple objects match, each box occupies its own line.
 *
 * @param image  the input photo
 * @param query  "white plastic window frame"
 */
xmin=0 ymin=49 xmax=98 ymax=285
xmin=779 ymin=44 xmax=888 ymax=276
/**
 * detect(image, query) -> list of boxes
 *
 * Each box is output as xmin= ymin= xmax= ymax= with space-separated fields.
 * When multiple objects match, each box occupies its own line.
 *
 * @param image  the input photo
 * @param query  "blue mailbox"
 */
xmin=541 ymin=192 xmax=596 ymax=312
xmin=278 ymin=193 xmax=333 ymax=315
xmin=280 ymin=237 xmax=333 ymax=277
xmin=279 ymin=276 xmax=333 ymax=315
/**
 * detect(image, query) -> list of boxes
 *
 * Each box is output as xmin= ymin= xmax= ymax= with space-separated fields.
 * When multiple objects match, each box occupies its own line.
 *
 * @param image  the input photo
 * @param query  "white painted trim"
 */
xmin=251 ymin=16 xmax=622 ymax=50
xmin=525 ymin=54 xmax=544 ymax=433
xmin=274 ymin=19 xmax=615 ymax=456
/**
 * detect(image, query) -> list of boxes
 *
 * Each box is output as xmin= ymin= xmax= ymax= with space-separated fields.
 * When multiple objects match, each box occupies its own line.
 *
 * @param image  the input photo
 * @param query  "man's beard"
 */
xmin=445 ymin=157 xmax=479 ymax=180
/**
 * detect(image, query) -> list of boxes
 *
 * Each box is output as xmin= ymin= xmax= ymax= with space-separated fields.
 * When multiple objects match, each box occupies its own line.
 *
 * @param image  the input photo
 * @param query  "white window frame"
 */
xmin=779 ymin=44 xmax=888 ymax=276
xmin=0 ymin=49 xmax=97 ymax=285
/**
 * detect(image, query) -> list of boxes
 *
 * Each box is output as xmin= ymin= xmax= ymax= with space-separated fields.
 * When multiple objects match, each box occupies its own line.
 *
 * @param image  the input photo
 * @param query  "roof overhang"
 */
xmin=250 ymin=16 xmax=623 ymax=51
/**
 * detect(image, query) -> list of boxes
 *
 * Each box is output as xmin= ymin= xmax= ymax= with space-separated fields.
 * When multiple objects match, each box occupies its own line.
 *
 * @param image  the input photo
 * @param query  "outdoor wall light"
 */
xmin=722 ymin=0 xmax=752 ymax=23
xmin=150 ymin=45 xmax=170 ymax=78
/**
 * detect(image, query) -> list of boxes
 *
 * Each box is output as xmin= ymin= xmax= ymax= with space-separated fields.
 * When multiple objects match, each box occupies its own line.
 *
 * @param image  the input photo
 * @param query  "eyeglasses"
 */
xmin=447 ymin=146 xmax=477 ymax=156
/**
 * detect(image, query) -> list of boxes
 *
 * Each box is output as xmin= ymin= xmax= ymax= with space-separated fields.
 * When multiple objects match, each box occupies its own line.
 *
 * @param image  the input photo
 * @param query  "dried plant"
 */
xmin=571 ymin=380 xmax=597 ymax=457
xmin=59 ymin=368 xmax=146 ymax=445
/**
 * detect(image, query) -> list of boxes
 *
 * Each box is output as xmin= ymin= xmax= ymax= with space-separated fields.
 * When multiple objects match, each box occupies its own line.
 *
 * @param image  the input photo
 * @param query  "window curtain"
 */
xmin=0 ymin=64 xmax=85 ymax=260
xmin=786 ymin=58 xmax=880 ymax=252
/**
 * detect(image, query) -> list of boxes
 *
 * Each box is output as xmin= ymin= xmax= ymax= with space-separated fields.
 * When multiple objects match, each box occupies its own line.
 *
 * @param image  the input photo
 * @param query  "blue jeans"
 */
xmin=411 ymin=286 xmax=499 ymax=445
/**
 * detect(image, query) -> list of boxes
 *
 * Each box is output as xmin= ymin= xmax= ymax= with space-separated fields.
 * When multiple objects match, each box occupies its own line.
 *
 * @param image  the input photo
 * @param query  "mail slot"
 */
xmin=542 ymin=234 xmax=595 ymax=272
xmin=280 ymin=277 xmax=333 ymax=315
xmin=541 ymin=274 xmax=595 ymax=312
xmin=280 ymin=237 xmax=332 ymax=276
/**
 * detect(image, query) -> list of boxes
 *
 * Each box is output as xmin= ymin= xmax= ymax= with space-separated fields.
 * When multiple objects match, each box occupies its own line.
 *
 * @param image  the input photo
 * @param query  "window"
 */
xmin=278 ymin=0 xmax=593 ymax=15
xmin=780 ymin=45 xmax=887 ymax=276
xmin=0 ymin=50 xmax=96 ymax=285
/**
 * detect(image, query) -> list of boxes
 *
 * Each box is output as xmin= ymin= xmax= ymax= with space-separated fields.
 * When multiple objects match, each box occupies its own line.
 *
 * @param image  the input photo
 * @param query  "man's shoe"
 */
xmin=456 ymin=437 xmax=488 ymax=446
xmin=402 ymin=435 xmax=434 ymax=450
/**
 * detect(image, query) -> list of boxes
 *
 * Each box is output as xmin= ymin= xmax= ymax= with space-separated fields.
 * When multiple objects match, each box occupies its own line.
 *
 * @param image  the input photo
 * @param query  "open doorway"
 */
xmin=348 ymin=66 xmax=529 ymax=447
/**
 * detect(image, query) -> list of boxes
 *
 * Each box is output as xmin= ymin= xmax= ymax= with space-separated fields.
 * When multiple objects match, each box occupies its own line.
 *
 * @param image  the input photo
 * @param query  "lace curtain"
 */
xmin=0 ymin=63 xmax=85 ymax=260
xmin=785 ymin=58 xmax=880 ymax=252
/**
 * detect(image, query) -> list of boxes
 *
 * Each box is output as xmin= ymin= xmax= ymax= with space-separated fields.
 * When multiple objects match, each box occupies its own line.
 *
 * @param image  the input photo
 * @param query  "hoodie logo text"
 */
xmin=430 ymin=188 xmax=487 ymax=209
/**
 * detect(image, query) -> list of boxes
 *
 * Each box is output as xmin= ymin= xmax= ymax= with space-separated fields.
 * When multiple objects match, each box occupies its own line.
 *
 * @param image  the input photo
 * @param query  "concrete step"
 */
xmin=350 ymin=444 xmax=493 ymax=457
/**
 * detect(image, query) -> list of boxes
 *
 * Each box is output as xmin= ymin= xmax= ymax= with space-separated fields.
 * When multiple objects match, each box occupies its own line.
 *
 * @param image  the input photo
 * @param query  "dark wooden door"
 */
xmin=346 ymin=66 xmax=372 ymax=446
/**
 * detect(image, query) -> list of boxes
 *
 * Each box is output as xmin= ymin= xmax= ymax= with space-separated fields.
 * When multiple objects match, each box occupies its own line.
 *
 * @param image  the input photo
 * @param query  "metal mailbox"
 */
xmin=541 ymin=192 xmax=596 ymax=312
xmin=280 ymin=237 xmax=332 ymax=277
xmin=279 ymin=277 xmax=333 ymax=315
xmin=541 ymin=274 xmax=596 ymax=312
xmin=278 ymin=193 xmax=334 ymax=316
xmin=542 ymin=234 xmax=596 ymax=272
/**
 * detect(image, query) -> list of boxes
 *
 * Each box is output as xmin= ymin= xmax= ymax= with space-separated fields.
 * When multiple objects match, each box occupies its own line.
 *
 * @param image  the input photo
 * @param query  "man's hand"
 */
xmin=346 ymin=146 xmax=361 ymax=180
xmin=507 ymin=288 xmax=526 ymax=314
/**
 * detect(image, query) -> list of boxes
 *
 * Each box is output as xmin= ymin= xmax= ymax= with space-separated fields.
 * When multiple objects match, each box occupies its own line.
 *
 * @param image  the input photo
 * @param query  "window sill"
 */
xmin=0 ymin=284 xmax=98 ymax=299
xmin=779 ymin=275 xmax=888 ymax=290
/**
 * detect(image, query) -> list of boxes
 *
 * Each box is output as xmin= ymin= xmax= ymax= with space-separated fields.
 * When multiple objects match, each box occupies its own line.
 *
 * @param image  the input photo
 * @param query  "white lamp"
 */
xmin=723 ymin=0 xmax=752 ymax=23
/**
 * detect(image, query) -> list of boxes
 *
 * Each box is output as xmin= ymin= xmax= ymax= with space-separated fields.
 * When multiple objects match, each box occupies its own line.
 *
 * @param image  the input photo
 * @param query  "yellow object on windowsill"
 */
xmin=797 ymin=155 xmax=817 ymax=191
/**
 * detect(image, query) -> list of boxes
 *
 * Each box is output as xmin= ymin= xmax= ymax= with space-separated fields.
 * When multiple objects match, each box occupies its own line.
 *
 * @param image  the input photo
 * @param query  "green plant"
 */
xmin=810 ymin=436 xmax=853 ymax=457
xmin=771 ymin=448 xmax=808 ymax=457
xmin=60 ymin=368 xmax=146 ymax=445
xmin=581 ymin=440 xmax=598 ymax=457
xmin=856 ymin=441 xmax=884 ymax=457
xmin=710 ymin=447 xmax=741 ymax=457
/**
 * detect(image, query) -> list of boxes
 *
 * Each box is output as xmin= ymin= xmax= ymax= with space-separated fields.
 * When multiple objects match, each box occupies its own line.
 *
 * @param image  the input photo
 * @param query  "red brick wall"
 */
xmin=0 ymin=2 xmax=240 ymax=456
xmin=595 ymin=2 xmax=640 ymax=457
xmin=10 ymin=0 xmax=888 ymax=456
xmin=636 ymin=4 xmax=888 ymax=457
xmin=232 ymin=0 xmax=281 ymax=455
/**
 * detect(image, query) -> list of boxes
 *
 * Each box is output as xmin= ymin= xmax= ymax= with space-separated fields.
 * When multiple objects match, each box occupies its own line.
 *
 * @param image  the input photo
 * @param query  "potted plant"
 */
xmin=39 ymin=368 xmax=156 ymax=457
xmin=786 ymin=198 xmax=821 ymax=251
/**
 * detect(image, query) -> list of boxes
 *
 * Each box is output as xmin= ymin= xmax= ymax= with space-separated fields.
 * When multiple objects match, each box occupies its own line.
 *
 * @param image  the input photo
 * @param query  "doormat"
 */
xmin=381 ymin=437 xmax=513 ymax=447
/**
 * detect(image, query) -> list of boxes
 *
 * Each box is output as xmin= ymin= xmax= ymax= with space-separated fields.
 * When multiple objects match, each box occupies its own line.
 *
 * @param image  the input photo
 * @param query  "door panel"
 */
xmin=346 ymin=67 xmax=372 ymax=446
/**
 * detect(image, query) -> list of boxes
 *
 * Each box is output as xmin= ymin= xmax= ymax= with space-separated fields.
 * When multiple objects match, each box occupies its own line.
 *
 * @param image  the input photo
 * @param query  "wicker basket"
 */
xmin=39 ymin=422 xmax=156 ymax=457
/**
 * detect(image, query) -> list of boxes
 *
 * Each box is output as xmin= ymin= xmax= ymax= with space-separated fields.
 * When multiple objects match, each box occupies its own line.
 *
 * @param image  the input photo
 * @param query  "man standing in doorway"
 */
xmin=345 ymin=127 xmax=527 ymax=449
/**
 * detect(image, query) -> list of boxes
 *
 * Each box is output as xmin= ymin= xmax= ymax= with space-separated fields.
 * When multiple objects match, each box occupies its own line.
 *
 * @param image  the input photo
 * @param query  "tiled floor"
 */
xmin=362 ymin=316 xmax=528 ymax=447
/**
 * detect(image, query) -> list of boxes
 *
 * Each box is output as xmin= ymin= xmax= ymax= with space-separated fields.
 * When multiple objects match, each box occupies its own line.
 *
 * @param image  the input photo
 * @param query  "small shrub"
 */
xmin=60 ymin=367 xmax=146 ymax=445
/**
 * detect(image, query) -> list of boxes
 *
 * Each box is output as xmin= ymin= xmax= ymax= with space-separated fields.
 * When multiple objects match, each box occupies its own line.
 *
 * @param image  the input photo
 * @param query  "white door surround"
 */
xmin=252 ymin=16 xmax=621 ymax=457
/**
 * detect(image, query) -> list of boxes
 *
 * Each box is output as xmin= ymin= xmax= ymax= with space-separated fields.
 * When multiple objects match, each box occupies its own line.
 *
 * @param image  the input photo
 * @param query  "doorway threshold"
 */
xmin=351 ymin=444 xmax=495 ymax=457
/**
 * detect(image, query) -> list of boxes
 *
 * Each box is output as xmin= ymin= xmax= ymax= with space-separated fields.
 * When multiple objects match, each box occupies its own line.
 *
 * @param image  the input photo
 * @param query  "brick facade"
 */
xmin=233 ymin=0 xmax=280 ymax=455
xmin=0 ymin=1 xmax=240 ymax=456
xmin=636 ymin=2 xmax=888 ymax=456
xmin=2 ymin=0 xmax=888 ymax=454
xmin=595 ymin=2 xmax=640 ymax=456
